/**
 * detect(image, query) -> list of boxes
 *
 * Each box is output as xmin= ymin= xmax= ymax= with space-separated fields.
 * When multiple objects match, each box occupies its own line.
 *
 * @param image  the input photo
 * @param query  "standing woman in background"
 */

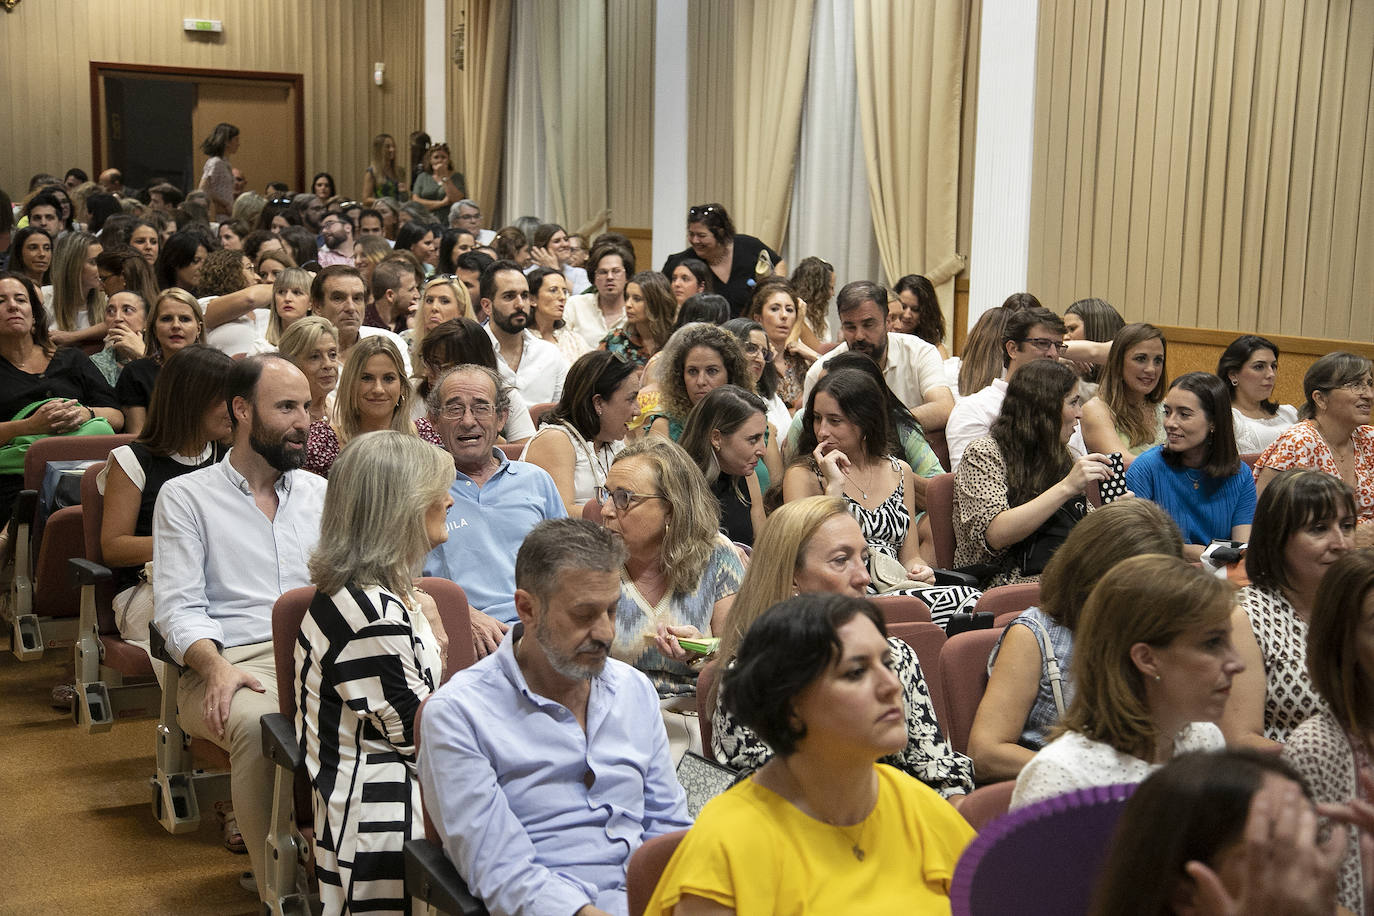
xmin=362 ymin=133 xmax=406 ymax=204
xmin=1080 ymin=322 xmax=1167 ymax=468
xmin=411 ymin=143 xmax=465 ymax=214
xmin=789 ymin=255 xmax=835 ymax=344
xmin=1217 ymin=335 xmax=1298 ymax=454
xmin=197 ymin=122 xmax=239 ymax=220
xmin=48 ymin=230 xmax=107 ymax=348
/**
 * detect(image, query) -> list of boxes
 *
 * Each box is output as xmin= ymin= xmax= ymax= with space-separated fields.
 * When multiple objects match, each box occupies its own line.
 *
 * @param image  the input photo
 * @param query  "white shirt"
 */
xmin=1010 ymin=723 xmax=1225 ymax=810
xmin=803 ymin=334 xmax=951 ymax=413
xmin=563 ymin=265 xmax=590 ymax=294
xmin=486 ymin=327 xmax=569 ymax=405
xmin=1232 ymin=404 xmax=1298 ymax=455
xmin=945 ymin=377 xmax=1008 ymax=470
xmin=152 ymin=452 xmax=327 ymax=665
xmin=563 ymin=292 xmax=626 ymax=350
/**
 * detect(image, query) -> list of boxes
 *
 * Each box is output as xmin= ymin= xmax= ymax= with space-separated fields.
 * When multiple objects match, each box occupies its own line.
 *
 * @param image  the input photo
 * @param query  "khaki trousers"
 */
xmin=176 ymin=641 xmax=279 ymax=902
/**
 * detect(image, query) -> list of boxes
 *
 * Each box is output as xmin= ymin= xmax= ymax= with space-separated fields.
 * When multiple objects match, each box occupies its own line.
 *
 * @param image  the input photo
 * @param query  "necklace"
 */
xmin=1184 ymin=468 xmax=1202 ymax=490
xmin=835 ymin=818 xmax=868 ymax=861
xmin=776 ymin=759 xmax=874 ymax=862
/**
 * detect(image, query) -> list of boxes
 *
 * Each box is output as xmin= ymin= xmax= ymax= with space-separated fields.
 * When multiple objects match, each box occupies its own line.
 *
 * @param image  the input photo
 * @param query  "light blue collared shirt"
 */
xmin=417 ymin=624 xmax=690 ymax=916
xmin=422 ymin=450 xmax=566 ymax=624
xmin=152 ymin=450 xmax=326 ymax=665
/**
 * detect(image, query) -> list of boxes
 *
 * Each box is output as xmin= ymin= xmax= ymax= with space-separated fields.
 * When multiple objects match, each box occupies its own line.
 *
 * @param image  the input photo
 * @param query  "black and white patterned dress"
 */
xmin=296 ymin=584 xmax=441 ymax=915
xmin=826 ymin=455 xmax=981 ymax=628
xmin=1238 ymin=585 xmax=1327 ymax=743
xmin=711 ymin=636 xmax=974 ymax=798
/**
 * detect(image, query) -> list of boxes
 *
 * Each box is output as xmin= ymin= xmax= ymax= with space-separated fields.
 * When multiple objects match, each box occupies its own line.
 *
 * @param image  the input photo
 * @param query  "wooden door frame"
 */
xmin=90 ymin=61 xmax=306 ymax=191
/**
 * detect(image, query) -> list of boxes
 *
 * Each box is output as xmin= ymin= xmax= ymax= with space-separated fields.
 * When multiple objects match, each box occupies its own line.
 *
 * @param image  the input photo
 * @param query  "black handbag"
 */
xmin=1008 ymin=495 xmax=1088 ymax=577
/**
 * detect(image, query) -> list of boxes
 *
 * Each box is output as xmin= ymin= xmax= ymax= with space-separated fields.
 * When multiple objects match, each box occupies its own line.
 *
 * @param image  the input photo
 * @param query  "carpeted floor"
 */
xmin=0 ymin=639 xmax=260 ymax=916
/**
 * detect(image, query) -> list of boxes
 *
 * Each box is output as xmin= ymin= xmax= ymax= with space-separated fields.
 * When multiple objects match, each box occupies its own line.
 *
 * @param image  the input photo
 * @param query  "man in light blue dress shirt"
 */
xmin=153 ymin=355 xmax=326 ymax=902
xmin=422 ymin=364 xmax=566 ymax=657
xmin=419 ymin=519 xmax=690 ymax=916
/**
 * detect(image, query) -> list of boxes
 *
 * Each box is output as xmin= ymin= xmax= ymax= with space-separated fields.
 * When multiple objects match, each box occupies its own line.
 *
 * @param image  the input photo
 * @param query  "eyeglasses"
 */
xmin=595 ymin=486 xmax=667 ymax=512
xmin=594 ymin=267 xmax=626 ymax=279
xmin=1333 ymin=379 xmax=1374 ymax=394
xmin=688 ymin=204 xmax=720 ymax=221
xmin=742 ymin=342 xmax=773 ymax=359
xmin=1023 ymin=338 xmax=1070 ymax=354
xmin=438 ymin=401 xmax=496 ymax=420
xmin=268 ymin=197 xmax=294 ymax=206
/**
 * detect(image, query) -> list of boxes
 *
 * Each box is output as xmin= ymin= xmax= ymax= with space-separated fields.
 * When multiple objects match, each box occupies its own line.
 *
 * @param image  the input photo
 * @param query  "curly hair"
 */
xmin=789 ymin=256 xmax=834 ymax=338
xmin=654 ymin=322 xmax=753 ymax=423
xmin=197 ymin=247 xmax=252 ymax=297
xmin=990 ymin=359 xmax=1078 ymax=506
xmin=611 ymin=437 xmax=721 ymax=596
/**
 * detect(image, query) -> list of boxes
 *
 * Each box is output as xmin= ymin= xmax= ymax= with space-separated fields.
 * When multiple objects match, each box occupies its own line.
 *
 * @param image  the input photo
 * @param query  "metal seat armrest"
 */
xmin=403 ymin=839 xmax=489 ymax=915
xmin=147 ymin=622 xmax=185 ymax=672
xmin=260 ymin=712 xmax=303 ymax=771
xmin=932 ymin=568 xmax=980 ymax=588
xmin=67 ymin=557 xmax=112 ymax=587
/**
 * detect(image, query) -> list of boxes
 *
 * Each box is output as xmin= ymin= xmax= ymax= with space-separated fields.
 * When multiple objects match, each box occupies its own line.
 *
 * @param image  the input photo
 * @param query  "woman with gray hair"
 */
xmin=297 ymin=430 xmax=455 ymax=915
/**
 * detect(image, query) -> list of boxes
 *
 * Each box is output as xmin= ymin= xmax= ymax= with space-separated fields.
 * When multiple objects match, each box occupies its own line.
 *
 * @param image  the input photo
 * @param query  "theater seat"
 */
xmin=973 ymin=583 xmax=1039 ymax=623
xmin=871 ymin=593 xmax=933 ymax=625
xmin=627 ymin=829 xmax=689 ymax=916
xmin=887 ymin=620 xmax=949 ymax=732
xmin=925 ymin=473 xmax=958 ymax=570
xmin=957 ymin=780 xmax=1016 ymax=832
xmin=938 ymin=627 xmax=1006 ymax=755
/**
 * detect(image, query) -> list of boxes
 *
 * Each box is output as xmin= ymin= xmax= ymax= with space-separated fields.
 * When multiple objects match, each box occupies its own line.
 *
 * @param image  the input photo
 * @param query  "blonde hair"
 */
xmin=611 ymin=438 xmax=721 ymax=596
xmin=266 ymin=267 xmax=313 ymax=345
xmin=1061 ymin=554 xmax=1234 ymax=760
xmin=51 ymin=230 xmax=106 ymax=330
xmin=333 ymin=335 xmax=416 ymax=443
xmin=718 ymin=496 xmax=848 ymax=666
xmin=410 ymin=277 xmax=470 ymax=373
xmin=144 ymin=288 xmax=204 ymax=361
xmin=308 ymin=430 xmax=454 ymax=597
xmin=276 ymin=315 xmax=337 ymax=367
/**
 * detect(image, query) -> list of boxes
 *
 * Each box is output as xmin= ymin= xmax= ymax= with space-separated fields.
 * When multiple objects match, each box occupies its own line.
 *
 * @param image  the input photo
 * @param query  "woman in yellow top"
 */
xmin=645 ymin=593 xmax=975 ymax=915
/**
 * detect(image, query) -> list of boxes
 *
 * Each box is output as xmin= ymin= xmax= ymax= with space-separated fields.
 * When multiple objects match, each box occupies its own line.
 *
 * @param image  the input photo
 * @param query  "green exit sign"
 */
xmin=183 ymin=18 xmax=223 ymax=32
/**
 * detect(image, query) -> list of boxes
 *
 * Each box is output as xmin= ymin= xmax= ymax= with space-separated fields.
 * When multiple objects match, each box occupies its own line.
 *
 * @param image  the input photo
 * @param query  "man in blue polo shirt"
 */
xmin=423 ymin=364 xmax=566 ymax=657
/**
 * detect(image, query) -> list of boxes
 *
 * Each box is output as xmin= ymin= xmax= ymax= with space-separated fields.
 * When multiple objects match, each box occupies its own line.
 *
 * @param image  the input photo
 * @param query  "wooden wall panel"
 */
xmin=0 ymin=0 xmax=422 ymax=201
xmin=687 ymin=0 xmax=734 ymax=210
xmin=606 ymin=0 xmax=655 ymax=229
xmin=1027 ymin=0 xmax=1374 ymax=340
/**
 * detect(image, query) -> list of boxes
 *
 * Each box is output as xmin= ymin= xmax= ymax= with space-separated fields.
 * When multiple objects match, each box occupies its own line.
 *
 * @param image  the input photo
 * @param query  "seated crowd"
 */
xmin=6 ymin=152 xmax=1374 ymax=916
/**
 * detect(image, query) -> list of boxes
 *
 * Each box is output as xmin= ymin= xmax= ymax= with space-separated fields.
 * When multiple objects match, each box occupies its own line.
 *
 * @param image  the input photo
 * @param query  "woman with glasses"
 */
xmin=745 ymin=277 xmax=818 ymax=411
xmin=660 ymin=203 xmax=785 ymax=317
xmin=1255 ymin=351 xmax=1374 ymax=542
xmin=565 ymin=240 xmax=634 ymax=349
xmin=522 ymin=350 xmax=640 ymax=514
xmin=599 ymin=438 xmax=744 ymax=726
xmin=1124 ymin=372 xmax=1256 ymax=560
xmin=600 ymin=270 xmax=676 ymax=368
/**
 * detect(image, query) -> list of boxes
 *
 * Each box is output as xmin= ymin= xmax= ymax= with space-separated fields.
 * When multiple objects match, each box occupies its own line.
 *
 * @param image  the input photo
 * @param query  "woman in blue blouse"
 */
xmin=1125 ymin=371 xmax=1256 ymax=560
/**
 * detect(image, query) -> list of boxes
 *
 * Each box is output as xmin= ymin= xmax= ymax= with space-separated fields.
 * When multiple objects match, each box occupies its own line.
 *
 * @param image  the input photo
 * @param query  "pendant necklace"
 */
xmin=836 ymin=819 xmax=868 ymax=862
xmin=1185 ymin=468 xmax=1202 ymax=491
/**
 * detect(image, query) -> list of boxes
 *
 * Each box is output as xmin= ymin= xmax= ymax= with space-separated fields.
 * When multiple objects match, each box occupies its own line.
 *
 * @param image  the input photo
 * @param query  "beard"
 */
xmin=492 ymin=308 xmax=529 ymax=336
xmin=249 ymin=414 xmax=307 ymax=473
xmin=534 ymin=614 xmax=609 ymax=681
xmin=850 ymin=335 xmax=887 ymax=365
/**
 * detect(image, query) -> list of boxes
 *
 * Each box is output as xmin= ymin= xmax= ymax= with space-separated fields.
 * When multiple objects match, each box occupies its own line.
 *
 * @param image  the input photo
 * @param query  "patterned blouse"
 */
xmin=610 ymin=539 xmax=744 ymax=698
xmin=600 ymin=327 xmax=653 ymax=368
xmin=1255 ymin=419 xmax=1374 ymax=524
xmin=304 ymin=416 xmax=445 ymax=477
xmin=1238 ymin=585 xmax=1328 ymax=743
xmin=776 ymin=353 xmax=808 ymax=409
xmin=712 ymin=636 xmax=974 ymax=798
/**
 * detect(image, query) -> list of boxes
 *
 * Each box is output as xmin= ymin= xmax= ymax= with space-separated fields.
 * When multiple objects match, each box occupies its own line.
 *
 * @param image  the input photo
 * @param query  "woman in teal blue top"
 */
xmin=1125 ymin=371 xmax=1255 ymax=561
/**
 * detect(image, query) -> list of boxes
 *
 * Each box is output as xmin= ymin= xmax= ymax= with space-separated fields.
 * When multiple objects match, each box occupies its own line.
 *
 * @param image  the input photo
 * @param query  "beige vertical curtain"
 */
xmin=447 ymin=0 xmax=511 ymax=220
xmin=853 ymin=0 xmax=967 ymax=307
xmin=687 ymin=0 xmax=736 ymax=210
xmin=730 ymin=0 xmax=814 ymax=252
xmin=535 ymin=0 xmax=609 ymax=231
xmin=1027 ymin=0 xmax=1374 ymax=341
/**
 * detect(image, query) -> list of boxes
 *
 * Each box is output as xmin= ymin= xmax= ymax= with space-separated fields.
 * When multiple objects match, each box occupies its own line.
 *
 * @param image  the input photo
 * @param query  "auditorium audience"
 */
xmin=804 ymin=280 xmax=954 ymax=432
xmin=277 ymin=316 xmax=339 ymax=435
xmin=565 ymin=239 xmax=633 ymax=349
xmin=1217 ymin=334 xmax=1299 ymax=455
xmin=521 ymin=350 xmax=639 ymax=514
xmin=303 ymin=336 xmax=435 ymax=477
xmin=297 ymin=430 xmax=454 ymax=914
xmin=952 ymin=305 xmax=1011 ymax=400
xmin=1080 ymin=322 xmax=1168 ymax=467
xmin=646 ymin=594 xmax=975 ymax=914
xmin=1011 ymin=554 xmax=1238 ymax=809
xmin=95 ymin=244 xmax=158 ymax=311
xmin=527 ymin=265 xmax=588 ymax=366
xmin=955 ymin=359 xmax=1111 ymax=587
xmin=418 ymin=518 xmax=690 ymax=916
xmin=645 ymin=322 xmax=753 ymax=440
xmin=680 ymin=385 xmax=769 ymax=547
xmin=407 ymin=273 xmax=466 ymax=358
xmin=659 ymin=202 xmax=785 ymax=316
xmin=600 ymin=269 xmax=676 ymax=368
xmin=414 ymin=318 xmax=536 ymax=445
xmin=969 ymin=499 xmax=1185 ymax=782
xmin=601 ymin=438 xmax=742 ymax=715
xmin=154 ymin=231 xmax=209 ymax=296
xmin=421 ymin=364 xmax=566 ymax=654
xmin=367 ymin=256 xmax=421 ymax=333
xmin=0 ymin=271 xmax=121 ymax=525
xmin=310 ymin=264 xmax=411 ymax=375
xmin=394 ymin=221 xmax=438 ymax=276
xmin=1255 ymin=351 xmax=1374 ymax=543
xmin=152 ymin=354 xmax=326 ymax=903
xmin=713 ymin=496 xmax=974 ymax=798
xmin=261 ymin=267 xmax=312 ymax=348
xmin=945 ymin=306 xmax=1066 ymax=470
xmin=1222 ymin=469 xmax=1354 ymax=748
xmin=411 ymin=142 xmax=464 ymax=212
xmin=1283 ymin=548 xmax=1374 ymax=916
xmin=361 ymin=132 xmax=405 ymax=204
xmin=789 ymin=255 xmax=835 ymax=344
xmin=721 ymin=317 xmax=793 ymax=445
xmin=116 ymin=288 xmax=206 ymax=436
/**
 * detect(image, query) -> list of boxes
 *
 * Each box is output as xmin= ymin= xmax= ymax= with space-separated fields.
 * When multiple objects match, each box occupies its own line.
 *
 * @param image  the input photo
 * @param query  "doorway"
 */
xmin=91 ymin=62 xmax=305 ymax=197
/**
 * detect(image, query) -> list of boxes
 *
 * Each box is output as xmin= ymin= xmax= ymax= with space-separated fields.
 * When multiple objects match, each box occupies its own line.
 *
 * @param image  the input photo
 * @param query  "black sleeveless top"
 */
xmin=112 ymin=442 xmax=226 ymax=590
xmin=710 ymin=474 xmax=754 ymax=547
